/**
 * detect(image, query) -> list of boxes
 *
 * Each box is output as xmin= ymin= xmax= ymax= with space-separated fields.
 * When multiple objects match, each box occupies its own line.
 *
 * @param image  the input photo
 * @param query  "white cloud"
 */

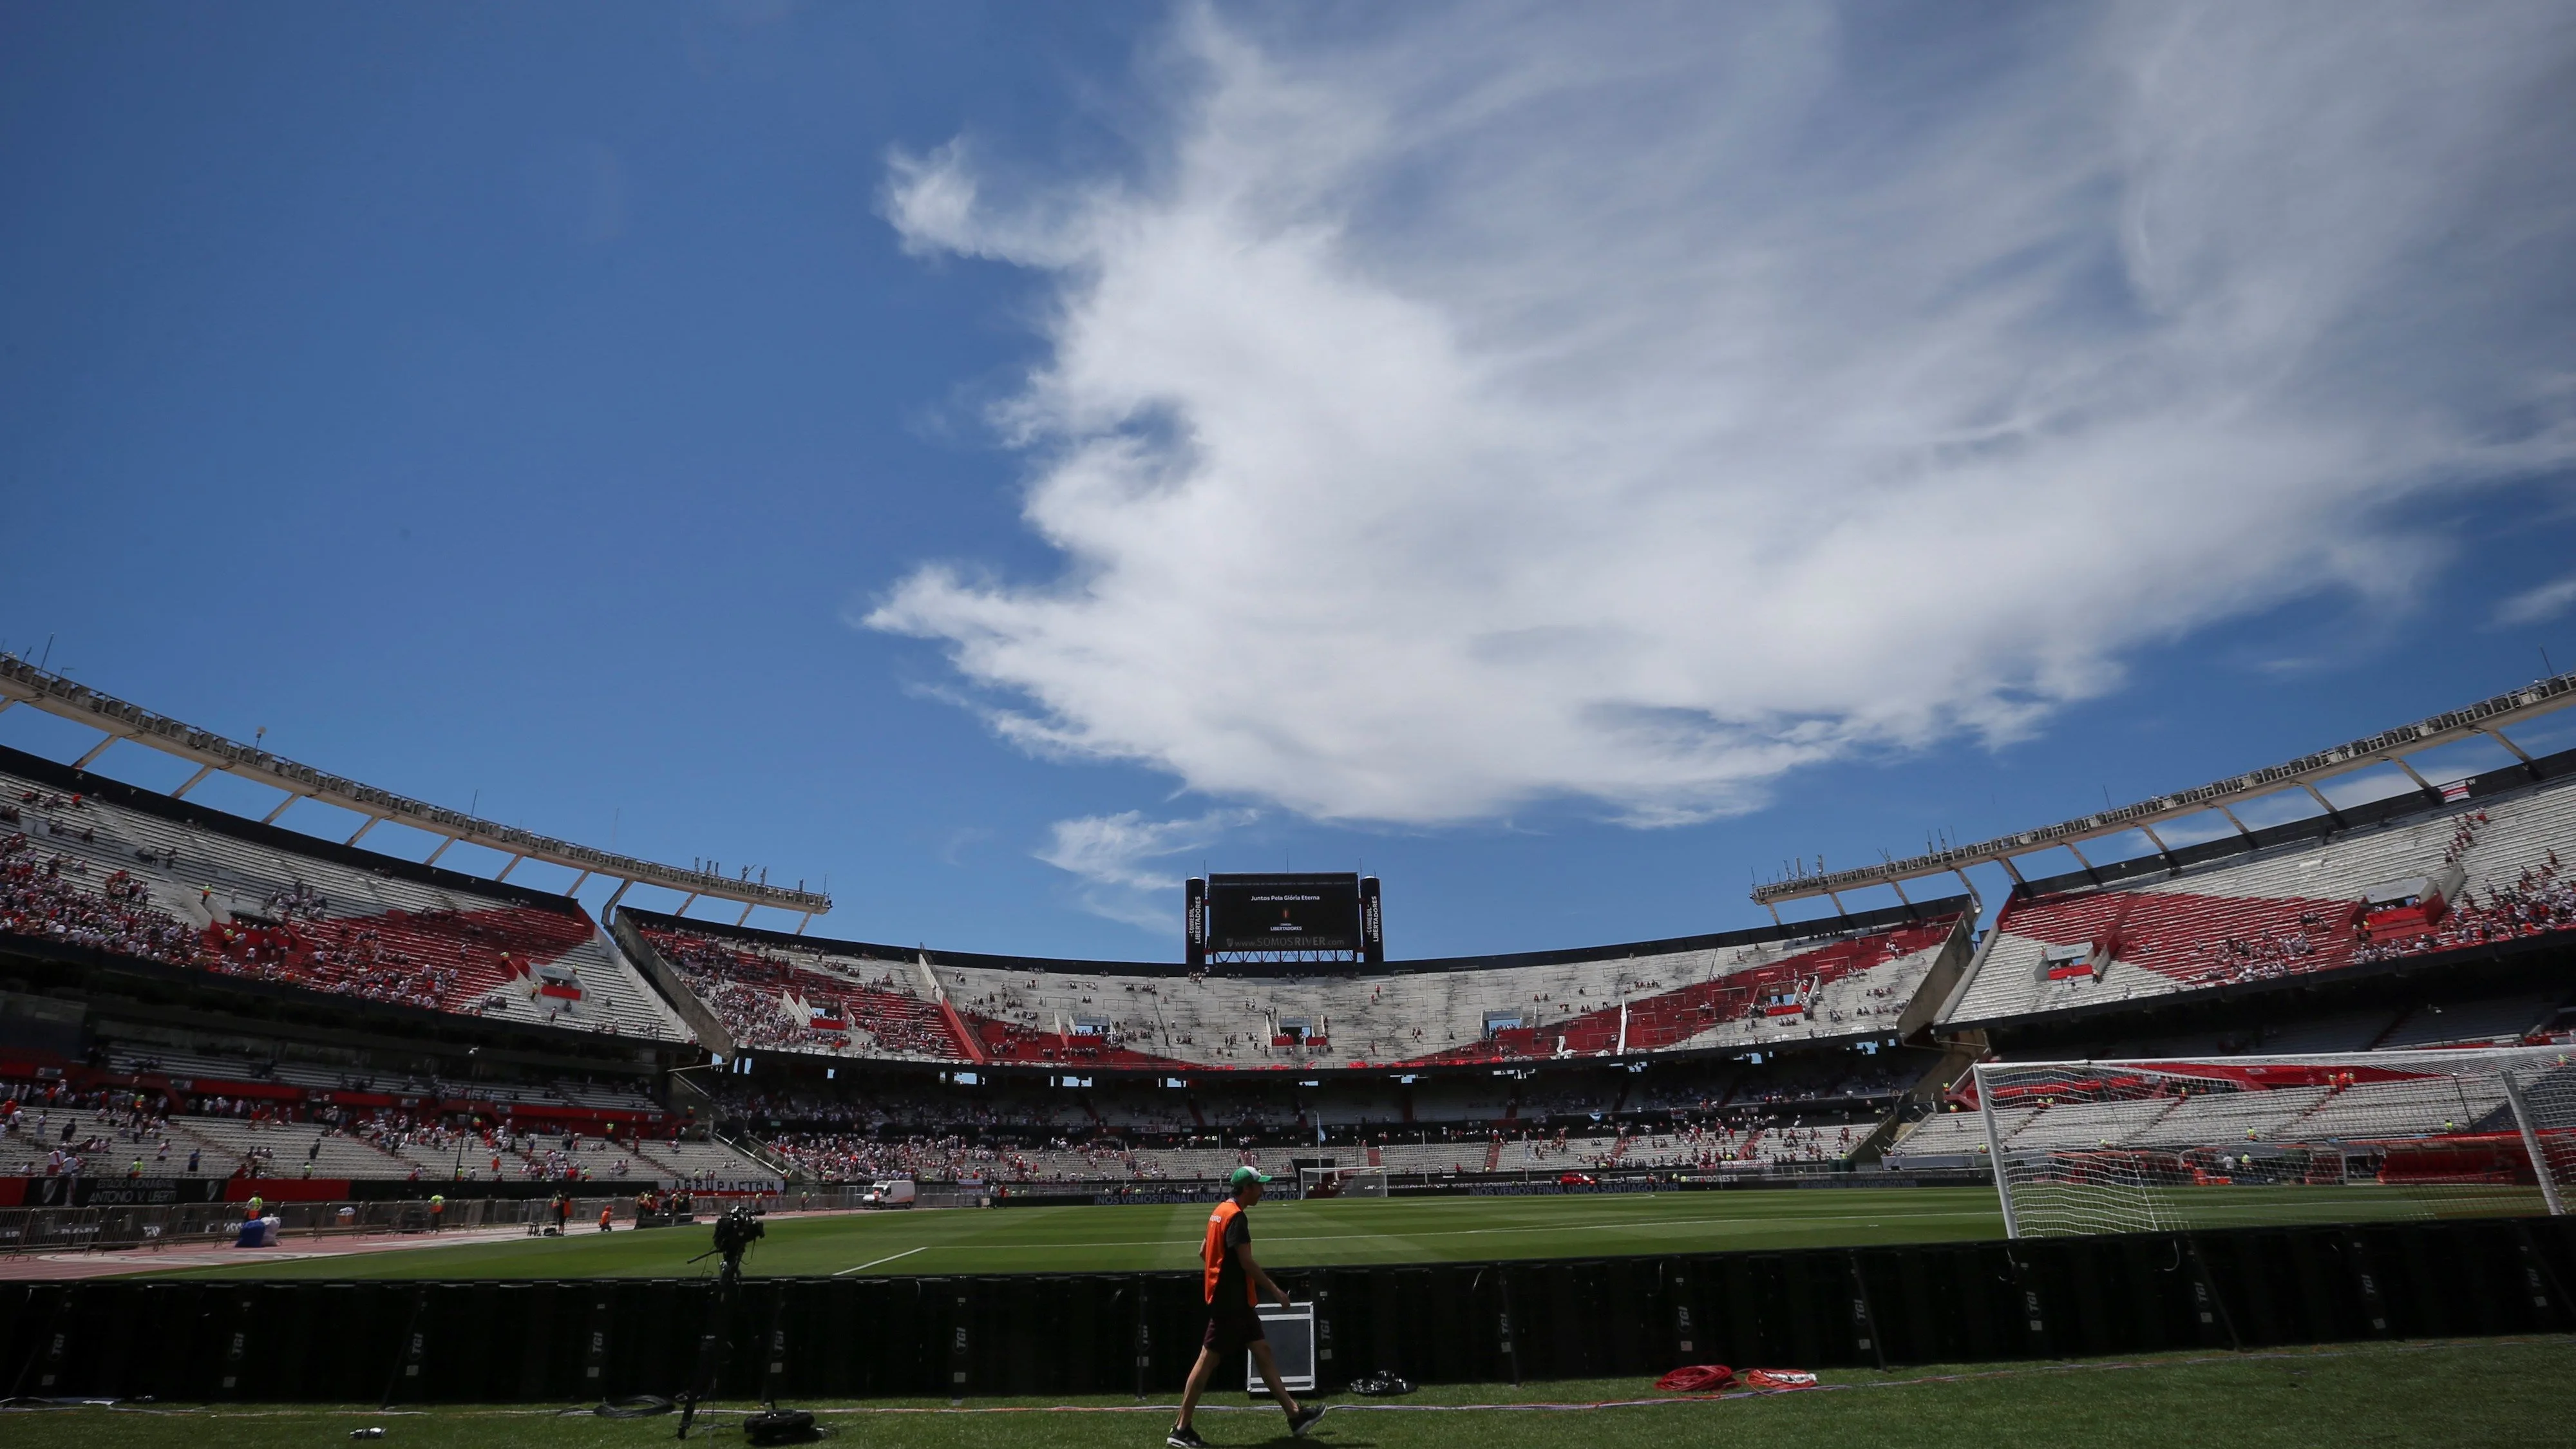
xmin=1036 ymin=808 xmax=1254 ymax=929
xmin=869 ymin=2 xmax=2576 ymax=826
xmin=2494 ymin=575 xmax=2576 ymax=628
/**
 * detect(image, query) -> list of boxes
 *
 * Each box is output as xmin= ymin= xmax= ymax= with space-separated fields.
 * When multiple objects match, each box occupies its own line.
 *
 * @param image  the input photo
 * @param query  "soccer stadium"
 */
xmin=2 ymin=655 xmax=2573 ymax=1447
xmin=11 ymin=8 xmax=2576 ymax=1448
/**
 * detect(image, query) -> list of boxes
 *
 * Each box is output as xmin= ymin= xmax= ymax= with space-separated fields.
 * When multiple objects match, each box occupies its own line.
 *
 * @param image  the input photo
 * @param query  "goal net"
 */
xmin=1973 ymin=1045 xmax=2575 ymax=1238
xmin=1297 ymin=1166 xmax=1390 ymax=1200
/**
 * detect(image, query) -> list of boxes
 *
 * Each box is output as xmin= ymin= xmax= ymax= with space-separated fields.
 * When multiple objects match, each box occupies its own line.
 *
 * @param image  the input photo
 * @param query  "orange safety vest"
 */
xmin=1201 ymin=1199 xmax=1253 ymax=1306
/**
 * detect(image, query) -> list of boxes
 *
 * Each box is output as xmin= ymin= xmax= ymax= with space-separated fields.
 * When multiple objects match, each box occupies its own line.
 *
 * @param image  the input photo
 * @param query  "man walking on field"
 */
xmin=1169 ymin=1167 xmax=1323 ymax=1446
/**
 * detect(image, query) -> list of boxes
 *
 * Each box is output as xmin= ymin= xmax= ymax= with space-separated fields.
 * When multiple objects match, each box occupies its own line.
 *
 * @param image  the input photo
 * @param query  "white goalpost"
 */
xmin=1973 ymin=1045 xmax=2575 ymax=1238
xmin=1297 ymin=1165 xmax=1392 ymax=1200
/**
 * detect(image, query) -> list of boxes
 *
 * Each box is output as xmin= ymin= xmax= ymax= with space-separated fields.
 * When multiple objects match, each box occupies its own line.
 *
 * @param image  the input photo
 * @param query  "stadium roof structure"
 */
xmin=1752 ymin=669 xmax=2576 ymax=913
xmin=0 ymin=654 xmax=829 ymax=922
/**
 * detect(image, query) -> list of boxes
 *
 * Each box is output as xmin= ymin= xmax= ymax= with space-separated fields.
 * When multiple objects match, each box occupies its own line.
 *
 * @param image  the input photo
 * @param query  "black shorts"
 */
xmin=1202 ymin=1302 xmax=1265 ymax=1356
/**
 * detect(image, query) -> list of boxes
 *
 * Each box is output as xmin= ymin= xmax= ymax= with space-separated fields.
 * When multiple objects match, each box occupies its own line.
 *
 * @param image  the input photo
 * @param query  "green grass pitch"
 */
xmin=10 ymin=1338 xmax=2571 ymax=1448
xmin=144 ymin=1181 xmax=2548 ymax=1283
xmin=155 ymin=1188 xmax=2010 ymax=1281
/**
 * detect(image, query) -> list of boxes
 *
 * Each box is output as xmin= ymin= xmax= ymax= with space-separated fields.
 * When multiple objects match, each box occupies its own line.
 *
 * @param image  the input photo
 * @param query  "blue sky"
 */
xmin=5 ymin=2 xmax=2574 ymax=963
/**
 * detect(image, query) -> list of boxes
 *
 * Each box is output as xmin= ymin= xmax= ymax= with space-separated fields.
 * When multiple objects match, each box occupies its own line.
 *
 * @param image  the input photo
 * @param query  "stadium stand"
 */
xmin=1940 ymin=759 xmax=2576 ymax=1028
xmin=743 ymin=1108 xmax=1888 ymax=1184
xmin=620 ymin=902 xmax=1969 ymax=1075
xmin=7 ymin=674 xmax=2570 ymax=1204
xmin=1879 ymin=975 xmax=2576 ymax=1171
xmin=627 ymin=922 xmax=965 ymax=1061
xmin=0 ymin=1075 xmax=773 ymax=1188
xmin=0 ymin=745 xmax=687 ymax=1041
xmin=690 ymin=1035 xmax=1941 ymax=1184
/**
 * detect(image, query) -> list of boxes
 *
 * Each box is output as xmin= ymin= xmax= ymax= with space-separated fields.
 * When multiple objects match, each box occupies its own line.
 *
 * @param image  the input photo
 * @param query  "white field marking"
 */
xmin=808 ymin=1208 xmax=1999 ymax=1258
xmin=832 ymin=1245 xmax=929 ymax=1277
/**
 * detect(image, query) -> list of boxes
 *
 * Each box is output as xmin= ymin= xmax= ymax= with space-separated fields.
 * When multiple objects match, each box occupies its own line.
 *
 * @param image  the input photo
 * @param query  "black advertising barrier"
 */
xmin=3 ymin=1216 xmax=2570 ymax=1403
xmin=15 ymin=1178 xmax=231 ymax=1209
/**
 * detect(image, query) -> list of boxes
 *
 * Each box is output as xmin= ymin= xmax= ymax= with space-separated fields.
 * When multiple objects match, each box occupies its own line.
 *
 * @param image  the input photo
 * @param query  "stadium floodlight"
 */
xmin=1298 ymin=1166 xmax=1391 ymax=1200
xmin=1974 ymin=1046 xmax=2575 ymax=1238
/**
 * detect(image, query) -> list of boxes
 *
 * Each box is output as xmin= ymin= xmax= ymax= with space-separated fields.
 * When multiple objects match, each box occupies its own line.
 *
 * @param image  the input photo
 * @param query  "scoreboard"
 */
xmin=1188 ymin=873 xmax=1382 ymax=965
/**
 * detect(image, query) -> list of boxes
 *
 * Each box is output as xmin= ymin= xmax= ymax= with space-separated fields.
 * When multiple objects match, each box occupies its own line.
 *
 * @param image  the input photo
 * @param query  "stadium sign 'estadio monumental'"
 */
xmin=1188 ymin=873 xmax=1385 ymax=965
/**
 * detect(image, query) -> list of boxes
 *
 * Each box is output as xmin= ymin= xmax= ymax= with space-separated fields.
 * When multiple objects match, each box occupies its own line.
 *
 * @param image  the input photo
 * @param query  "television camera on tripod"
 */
xmin=674 ymin=1204 xmax=814 ymax=1443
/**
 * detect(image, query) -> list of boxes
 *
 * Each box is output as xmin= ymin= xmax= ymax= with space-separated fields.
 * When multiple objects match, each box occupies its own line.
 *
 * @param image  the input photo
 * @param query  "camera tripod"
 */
xmin=674 ymin=1214 xmax=811 ymax=1443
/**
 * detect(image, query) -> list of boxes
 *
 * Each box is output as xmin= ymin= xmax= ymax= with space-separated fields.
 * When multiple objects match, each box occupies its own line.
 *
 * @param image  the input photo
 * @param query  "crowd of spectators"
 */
xmin=757 ymin=1130 xmax=1128 ymax=1184
xmin=643 ymin=927 xmax=962 ymax=1058
xmin=962 ymin=977 xmax=1173 ymax=1059
xmin=1 ymin=1057 xmax=694 ymax=1183
xmin=1 ymin=804 xmax=621 ymax=1027
xmin=703 ymin=1041 xmax=1926 ymax=1181
xmin=1 ymin=832 xmax=204 ymax=963
xmin=200 ymin=914 xmax=499 ymax=1015
xmin=2074 ymin=810 xmax=2575 ymax=986
xmin=713 ymin=1081 xmax=1081 ymax=1133
xmin=2174 ymin=914 xmax=2342 ymax=986
xmin=0 ymin=784 xmax=673 ymax=1038
xmin=1616 ymin=1118 xmax=1863 ymax=1168
xmin=2356 ymin=853 xmax=2575 ymax=963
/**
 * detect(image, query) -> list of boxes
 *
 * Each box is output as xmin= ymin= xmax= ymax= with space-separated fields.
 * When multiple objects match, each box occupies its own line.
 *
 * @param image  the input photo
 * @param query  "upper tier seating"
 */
xmin=938 ymin=916 xmax=1953 ymax=1070
xmin=1943 ymin=770 xmax=2576 ymax=1026
xmin=634 ymin=925 xmax=969 ymax=1063
xmin=634 ymin=910 xmax=1962 ymax=1072
xmin=0 ymin=756 xmax=686 ymax=1041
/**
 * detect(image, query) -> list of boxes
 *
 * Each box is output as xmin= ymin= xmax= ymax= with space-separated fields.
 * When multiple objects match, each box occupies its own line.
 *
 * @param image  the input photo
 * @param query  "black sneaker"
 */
xmin=1168 ymin=1427 xmax=1210 ymax=1448
xmin=1287 ymin=1405 xmax=1326 ymax=1437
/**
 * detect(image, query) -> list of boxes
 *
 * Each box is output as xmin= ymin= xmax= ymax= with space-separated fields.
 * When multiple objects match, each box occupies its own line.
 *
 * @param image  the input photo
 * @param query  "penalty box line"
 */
xmin=833 ymin=1245 xmax=929 ymax=1276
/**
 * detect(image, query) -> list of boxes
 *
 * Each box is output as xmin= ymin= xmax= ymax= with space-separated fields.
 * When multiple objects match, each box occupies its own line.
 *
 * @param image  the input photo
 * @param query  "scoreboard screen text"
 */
xmin=1200 ymin=873 xmax=1361 ymax=954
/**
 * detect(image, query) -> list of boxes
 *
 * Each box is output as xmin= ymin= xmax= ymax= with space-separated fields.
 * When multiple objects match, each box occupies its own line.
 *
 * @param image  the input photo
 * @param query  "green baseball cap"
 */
xmin=1228 ymin=1166 xmax=1272 ymax=1189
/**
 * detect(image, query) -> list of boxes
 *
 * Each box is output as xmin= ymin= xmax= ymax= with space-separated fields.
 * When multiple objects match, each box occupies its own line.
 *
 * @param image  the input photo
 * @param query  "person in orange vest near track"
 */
xmin=1168 ymin=1168 xmax=1321 ymax=1447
